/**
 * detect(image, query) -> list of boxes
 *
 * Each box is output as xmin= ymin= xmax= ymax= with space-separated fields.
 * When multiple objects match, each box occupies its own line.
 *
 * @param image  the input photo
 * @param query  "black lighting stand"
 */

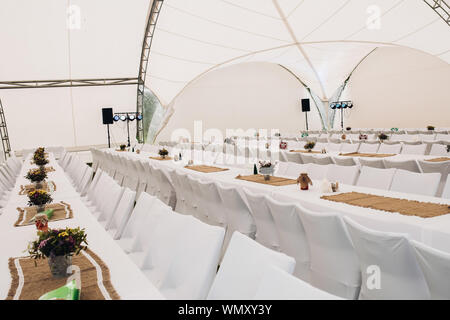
xmin=330 ymin=101 xmax=353 ymax=131
xmin=112 ymin=112 xmax=143 ymax=147
xmin=305 ymin=111 xmax=309 ymax=131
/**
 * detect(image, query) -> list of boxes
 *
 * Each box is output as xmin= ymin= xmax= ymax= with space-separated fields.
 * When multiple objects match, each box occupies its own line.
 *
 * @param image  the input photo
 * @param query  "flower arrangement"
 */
xmin=158 ymin=148 xmax=169 ymax=158
xmin=33 ymin=153 xmax=49 ymax=166
xmin=304 ymin=141 xmax=316 ymax=151
xmin=28 ymin=227 xmax=88 ymax=260
xmin=390 ymin=128 xmax=399 ymax=132
xmin=28 ymin=189 xmax=53 ymax=207
xmin=25 ymin=168 xmax=47 ymax=183
xmin=346 ymin=127 xmax=352 ymax=131
xmin=427 ymin=125 xmax=435 ymax=131
xmin=301 ymin=132 xmax=309 ymax=138
xmin=359 ymin=134 xmax=368 ymax=140
xmin=447 ymin=145 xmax=450 ymax=153
xmin=378 ymin=133 xmax=388 ymax=141
xmin=34 ymin=147 xmax=45 ymax=156
xmin=119 ymin=144 xmax=126 ymax=151
xmin=259 ymin=160 xmax=273 ymax=168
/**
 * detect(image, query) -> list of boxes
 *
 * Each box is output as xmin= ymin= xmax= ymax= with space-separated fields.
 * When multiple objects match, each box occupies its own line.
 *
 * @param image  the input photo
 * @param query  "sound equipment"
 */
xmin=301 ymin=99 xmax=310 ymax=112
xmin=102 ymin=108 xmax=113 ymax=125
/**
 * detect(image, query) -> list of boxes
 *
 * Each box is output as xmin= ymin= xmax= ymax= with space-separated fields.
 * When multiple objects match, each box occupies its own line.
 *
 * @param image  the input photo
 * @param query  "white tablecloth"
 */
xmin=0 ymin=154 xmax=164 ymax=300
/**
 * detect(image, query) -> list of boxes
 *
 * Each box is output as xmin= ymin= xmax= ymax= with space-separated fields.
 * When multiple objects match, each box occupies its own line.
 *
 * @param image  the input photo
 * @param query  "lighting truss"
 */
xmin=0 ymin=78 xmax=138 ymax=90
xmin=136 ymin=0 xmax=164 ymax=143
xmin=423 ymin=0 xmax=450 ymax=26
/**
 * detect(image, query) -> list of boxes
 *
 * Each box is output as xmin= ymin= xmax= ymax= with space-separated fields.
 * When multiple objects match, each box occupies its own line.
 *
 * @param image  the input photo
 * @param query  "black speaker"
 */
xmin=301 ymin=99 xmax=310 ymax=112
xmin=102 ymin=108 xmax=113 ymax=125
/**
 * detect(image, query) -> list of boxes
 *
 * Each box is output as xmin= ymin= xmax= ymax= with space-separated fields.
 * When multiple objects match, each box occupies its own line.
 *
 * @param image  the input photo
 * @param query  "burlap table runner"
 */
xmin=425 ymin=157 xmax=450 ymax=163
xmin=236 ymin=174 xmax=297 ymax=186
xmin=339 ymin=152 xmax=396 ymax=158
xmin=15 ymin=202 xmax=73 ymax=227
xmin=149 ymin=156 xmax=173 ymax=161
xmin=115 ymin=149 xmax=127 ymax=152
xmin=185 ymin=165 xmax=229 ymax=173
xmin=6 ymin=249 xmax=120 ymax=300
xmin=19 ymin=181 xmax=56 ymax=195
xmin=321 ymin=192 xmax=450 ymax=218
xmin=289 ymin=150 xmax=323 ymax=154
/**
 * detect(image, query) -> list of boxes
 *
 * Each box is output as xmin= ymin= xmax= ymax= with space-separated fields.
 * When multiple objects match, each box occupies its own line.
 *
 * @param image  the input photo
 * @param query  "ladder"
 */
xmin=0 ymin=99 xmax=11 ymax=161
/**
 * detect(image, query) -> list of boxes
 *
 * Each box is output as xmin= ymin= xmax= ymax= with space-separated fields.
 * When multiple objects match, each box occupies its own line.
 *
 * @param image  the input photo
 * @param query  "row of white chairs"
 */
xmin=0 ymin=157 xmax=23 ymax=209
xmin=91 ymin=149 xmax=450 ymax=299
xmin=59 ymin=152 xmax=93 ymax=195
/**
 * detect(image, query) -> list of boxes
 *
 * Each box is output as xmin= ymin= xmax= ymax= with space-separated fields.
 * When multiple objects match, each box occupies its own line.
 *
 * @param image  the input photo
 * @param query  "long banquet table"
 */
xmin=0 ymin=153 xmax=164 ymax=300
xmin=108 ymin=149 xmax=450 ymax=254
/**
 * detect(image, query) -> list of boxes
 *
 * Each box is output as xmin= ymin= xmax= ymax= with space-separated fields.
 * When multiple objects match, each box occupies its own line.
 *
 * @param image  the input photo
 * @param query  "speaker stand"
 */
xmin=106 ymin=124 xmax=111 ymax=148
xmin=305 ymin=112 xmax=309 ymax=131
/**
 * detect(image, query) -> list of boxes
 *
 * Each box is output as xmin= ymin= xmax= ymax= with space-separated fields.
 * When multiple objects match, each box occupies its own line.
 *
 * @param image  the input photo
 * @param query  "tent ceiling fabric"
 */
xmin=148 ymin=0 xmax=450 ymax=105
xmin=0 ymin=0 xmax=150 ymax=81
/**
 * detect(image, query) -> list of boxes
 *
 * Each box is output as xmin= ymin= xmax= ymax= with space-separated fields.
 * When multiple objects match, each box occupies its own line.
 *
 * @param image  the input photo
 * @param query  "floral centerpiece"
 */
xmin=378 ymin=133 xmax=388 ymax=141
xmin=427 ymin=125 xmax=435 ymax=131
xmin=25 ymin=167 xmax=47 ymax=189
xmin=33 ymin=153 xmax=49 ymax=166
xmin=304 ymin=141 xmax=316 ymax=152
xmin=34 ymin=147 xmax=45 ymax=156
xmin=158 ymin=148 xmax=169 ymax=159
xmin=447 ymin=145 xmax=450 ymax=153
xmin=28 ymin=189 xmax=53 ymax=213
xmin=119 ymin=144 xmax=127 ymax=151
xmin=259 ymin=161 xmax=275 ymax=181
xmin=359 ymin=134 xmax=368 ymax=140
xmin=28 ymin=227 xmax=88 ymax=278
xmin=346 ymin=127 xmax=352 ymax=131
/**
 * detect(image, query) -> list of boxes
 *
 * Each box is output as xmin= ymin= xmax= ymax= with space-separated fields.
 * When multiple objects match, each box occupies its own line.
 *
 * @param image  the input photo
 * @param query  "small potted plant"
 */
xmin=304 ymin=141 xmax=316 ymax=152
xmin=259 ymin=161 xmax=274 ymax=181
xmin=28 ymin=227 xmax=88 ymax=278
xmin=378 ymin=133 xmax=388 ymax=142
xmin=427 ymin=125 xmax=435 ymax=131
xmin=25 ymin=168 xmax=47 ymax=189
xmin=28 ymin=189 xmax=53 ymax=213
xmin=119 ymin=144 xmax=127 ymax=151
xmin=158 ymin=148 xmax=169 ymax=159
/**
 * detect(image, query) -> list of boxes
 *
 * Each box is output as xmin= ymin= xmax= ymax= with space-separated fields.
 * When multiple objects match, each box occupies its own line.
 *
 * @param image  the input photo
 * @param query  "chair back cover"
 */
xmin=389 ymin=169 xmax=440 ymax=196
xmin=344 ymin=217 xmax=430 ymax=300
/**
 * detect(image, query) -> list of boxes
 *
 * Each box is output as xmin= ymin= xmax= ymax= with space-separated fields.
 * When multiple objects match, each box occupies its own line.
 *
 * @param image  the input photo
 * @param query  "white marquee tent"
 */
xmin=0 ymin=0 xmax=449 ymax=150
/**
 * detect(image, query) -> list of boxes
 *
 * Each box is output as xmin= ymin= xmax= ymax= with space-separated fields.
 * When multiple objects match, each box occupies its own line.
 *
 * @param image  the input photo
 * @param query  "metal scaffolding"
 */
xmin=136 ymin=0 xmax=164 ymax=143
xmin=423 ymin=0 xmax=450 ymax=26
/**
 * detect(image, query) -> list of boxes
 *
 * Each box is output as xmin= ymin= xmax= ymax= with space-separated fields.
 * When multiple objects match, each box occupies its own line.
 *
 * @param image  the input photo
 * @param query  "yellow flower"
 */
xmin=58 ymin=231 xmax=69 ymax=237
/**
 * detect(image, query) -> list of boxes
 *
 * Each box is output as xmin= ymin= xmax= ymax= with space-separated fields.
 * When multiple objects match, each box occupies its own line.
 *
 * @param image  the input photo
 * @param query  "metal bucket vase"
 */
xmin=48 ymin=255 xmax=72 ymax=278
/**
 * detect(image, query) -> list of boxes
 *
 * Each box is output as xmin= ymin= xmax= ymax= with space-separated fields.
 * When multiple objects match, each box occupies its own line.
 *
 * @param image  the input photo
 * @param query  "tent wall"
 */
xmin=1 ymin=85 xmax=138 ymax=151
xmin=156 ymin=62 xmax=323 ymax=143
xmin=344 ymin=47 xmax=450 ymax=129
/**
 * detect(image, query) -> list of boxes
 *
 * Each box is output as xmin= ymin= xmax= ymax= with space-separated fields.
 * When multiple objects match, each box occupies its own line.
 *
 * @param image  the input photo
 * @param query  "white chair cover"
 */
xmin=254 ymin=266 xmax=342 ymax=300
xmin=207 ymin=232 xmax=295 ymax=300
xmin=106 ymin=187 xmax=136 ymax=240
xmin=244 ymin=188 xmax=280 ymax=250
xmin=356 ymin=166 xmax=396 ymax=190
xmin=343 ymin=217 xmax=430 ymax=300
xmin=411 ymin=240 xmax=450 ymax=300
xmin=326 ymin=164 xmax=360 ymax=186
xmin=384 ymin=159 xmax=421 ymax=173
xmin=390 ymin=169 xmax=440 ymax=196
xmin=298 ymin=209 xmax=361 ymax=299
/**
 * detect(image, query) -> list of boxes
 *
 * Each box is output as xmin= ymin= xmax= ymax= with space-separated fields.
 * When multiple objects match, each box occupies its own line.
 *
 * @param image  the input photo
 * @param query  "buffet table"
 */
xmin=0 ymin=153 xmax=164 ymax=300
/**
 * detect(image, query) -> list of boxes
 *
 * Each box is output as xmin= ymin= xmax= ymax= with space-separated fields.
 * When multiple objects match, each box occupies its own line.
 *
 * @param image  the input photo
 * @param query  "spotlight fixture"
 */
xmin=137 ymin=114 xmax=143 ymax=121
xmin=120 ymin=115 xmax=127 ymax=121
xmin=342 ymin=102 xmax=348 ymax=109
xmin=128 ymin=114 xmax=136 ymax=121
xmin=348 ymin=102 xmax=353 ymax=109
xmin=113 ymin=115 xmax=120 ymax=122
xmin=336 ymin=103 xmax=342 ymax=109
xmin=330 ymin=103 xmax=336 ymax=110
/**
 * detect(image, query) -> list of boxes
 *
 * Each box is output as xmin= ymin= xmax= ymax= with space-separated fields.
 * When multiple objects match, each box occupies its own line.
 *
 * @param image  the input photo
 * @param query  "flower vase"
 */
xmin=48 ymin=255 xmax=72 ymax=278
xmin=36 ymin=204 xmax=46 ymax=213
